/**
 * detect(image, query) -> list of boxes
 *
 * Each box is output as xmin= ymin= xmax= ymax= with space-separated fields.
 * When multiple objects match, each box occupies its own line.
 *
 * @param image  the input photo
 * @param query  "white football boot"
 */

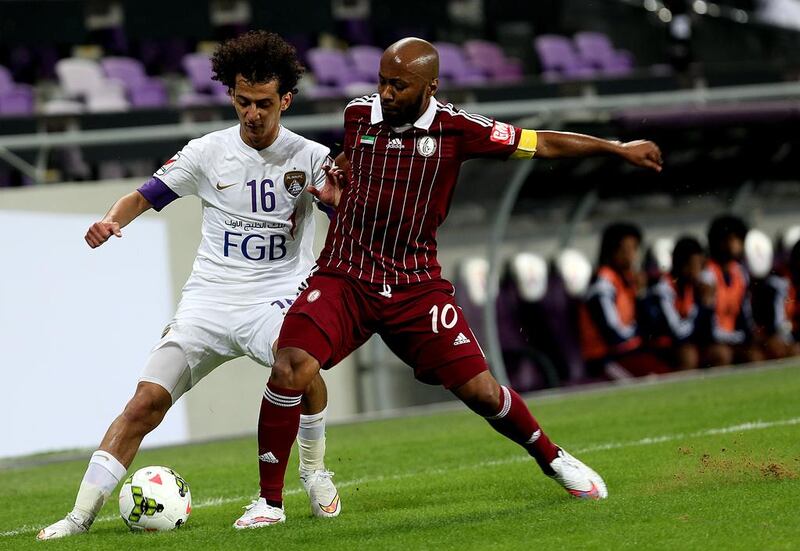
xmin=36 ymin=512 xmax=89 ymax=540
xmin=300 ymin=470 xmax=341 ymax=517
xmin=548 ymin=449 xmax=608 ymax=500
xmin=233 ymin=498 xmax=286 ymax=529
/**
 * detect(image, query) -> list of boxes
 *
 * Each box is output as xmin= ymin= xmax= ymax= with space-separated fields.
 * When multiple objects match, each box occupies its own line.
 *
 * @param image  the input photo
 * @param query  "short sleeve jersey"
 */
xmin=319 ymin=94 xmax=522 ymax=285
xmin=139 ymin=125 xmax=330 ymax=301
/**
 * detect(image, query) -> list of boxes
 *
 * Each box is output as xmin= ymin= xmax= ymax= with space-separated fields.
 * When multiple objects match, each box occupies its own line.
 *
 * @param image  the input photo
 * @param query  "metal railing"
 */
xmin=2 ymin=81 xmax=800 ymax=184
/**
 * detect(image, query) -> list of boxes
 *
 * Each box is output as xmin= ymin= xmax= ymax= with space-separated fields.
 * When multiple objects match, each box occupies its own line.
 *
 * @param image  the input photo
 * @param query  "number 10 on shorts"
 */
xmin=429 ymin=304 xmax=458 ymax=334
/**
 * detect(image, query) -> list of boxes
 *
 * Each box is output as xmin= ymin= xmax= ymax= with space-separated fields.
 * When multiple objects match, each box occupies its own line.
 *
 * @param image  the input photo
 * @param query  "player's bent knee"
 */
xmin=270 ymin=359 xmax=294 ymax=387
xmin=271 ymin=347 xmax=320 ymax=390
xmin=121 ymin=382 xmax=172 ymax=432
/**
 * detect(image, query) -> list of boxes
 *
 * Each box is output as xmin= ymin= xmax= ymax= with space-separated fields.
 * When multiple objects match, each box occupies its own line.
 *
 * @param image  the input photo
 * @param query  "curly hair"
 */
xmin=211 ymin=30 xmax=304 ymax=95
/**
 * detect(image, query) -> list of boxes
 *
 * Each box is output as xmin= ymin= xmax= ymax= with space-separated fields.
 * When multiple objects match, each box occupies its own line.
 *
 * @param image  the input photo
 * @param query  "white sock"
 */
xmin=298 ymin=407 xmax=327 ymax=473
xmin=71 ymin=450 xmax=127 ymax=526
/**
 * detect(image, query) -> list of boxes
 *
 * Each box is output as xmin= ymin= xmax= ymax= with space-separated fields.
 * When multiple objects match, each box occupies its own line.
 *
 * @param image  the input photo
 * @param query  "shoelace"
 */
xmin=301 ymin=469 xmax=335 ymax=485
xmin=242 ymin=498 xmax=285 ymax=513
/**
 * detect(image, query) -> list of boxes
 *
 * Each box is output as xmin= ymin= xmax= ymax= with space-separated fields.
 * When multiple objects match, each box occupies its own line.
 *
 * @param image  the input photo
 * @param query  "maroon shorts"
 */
xmin=278 ymin=269 xmax=487 ymax=389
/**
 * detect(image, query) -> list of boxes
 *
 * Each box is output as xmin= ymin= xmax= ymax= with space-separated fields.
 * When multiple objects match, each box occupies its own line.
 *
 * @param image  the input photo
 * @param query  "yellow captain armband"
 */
xmin=510 ymin=129 xmax=538 ymax=159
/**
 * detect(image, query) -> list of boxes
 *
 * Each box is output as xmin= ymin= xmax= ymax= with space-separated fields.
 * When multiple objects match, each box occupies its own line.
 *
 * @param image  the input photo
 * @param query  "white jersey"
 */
xmin=150 ymin=124 xmax=330 ymax=303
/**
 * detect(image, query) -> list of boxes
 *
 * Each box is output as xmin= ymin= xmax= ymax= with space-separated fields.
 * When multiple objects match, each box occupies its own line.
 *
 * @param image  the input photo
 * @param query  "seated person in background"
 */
xmin=790 ymin=241 xmax=800 ymax=343
xmin=579 ymin=222 xmax=671 ymax=378
xmin=641 ymin=237 xmax=715 ymax=370
xmin=701 ymin=215 xmax=763 ymax=366
xmin=751 ymin=238 xmax=800 ymax=358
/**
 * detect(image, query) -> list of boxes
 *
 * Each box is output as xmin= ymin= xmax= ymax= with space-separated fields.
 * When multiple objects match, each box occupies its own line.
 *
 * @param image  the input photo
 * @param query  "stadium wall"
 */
xmin=0 ymin=178 xmax=358 ymax=458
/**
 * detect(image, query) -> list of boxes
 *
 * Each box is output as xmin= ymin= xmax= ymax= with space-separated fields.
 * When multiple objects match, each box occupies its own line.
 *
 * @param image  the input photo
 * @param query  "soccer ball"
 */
xmin=118 ymin=466 xmax=191 ymax=531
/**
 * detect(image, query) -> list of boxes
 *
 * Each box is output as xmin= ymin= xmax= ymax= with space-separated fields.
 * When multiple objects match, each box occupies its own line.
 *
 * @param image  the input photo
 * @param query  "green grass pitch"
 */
xmin=2 ymin=362 xmax=799 ymax=550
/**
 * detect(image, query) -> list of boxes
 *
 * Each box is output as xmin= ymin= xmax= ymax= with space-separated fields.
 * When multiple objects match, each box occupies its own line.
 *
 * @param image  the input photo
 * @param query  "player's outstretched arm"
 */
xmin=534 ymin=131 xmax=663 ymax=172
xmin=85 ymin=191 xmax=153 ymax=248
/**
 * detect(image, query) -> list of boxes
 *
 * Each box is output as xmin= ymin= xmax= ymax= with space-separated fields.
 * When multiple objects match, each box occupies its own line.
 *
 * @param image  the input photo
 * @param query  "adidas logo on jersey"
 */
xmin=387 ymin=137 xmax=404 ymax=150
xmin=258 ymin=452 xmax=279 ymax=463
xmin=453 ymin=332 xmax=471 ymax=346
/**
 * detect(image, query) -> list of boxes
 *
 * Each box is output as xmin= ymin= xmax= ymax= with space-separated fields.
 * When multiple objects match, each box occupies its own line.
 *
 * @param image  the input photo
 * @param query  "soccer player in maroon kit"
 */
xmin=250 ymin=38 xmax=664 ymax=524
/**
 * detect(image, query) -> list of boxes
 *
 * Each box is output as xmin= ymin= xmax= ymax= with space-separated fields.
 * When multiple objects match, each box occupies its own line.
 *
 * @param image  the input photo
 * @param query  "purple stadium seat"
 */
xmin=306 ymin=48 xmax=352 ymax=88
xmin=533 ymin=35 xmax=596 ymax=82
xmin=348 ymin=45 xmax=382 ymax=83
xmin=432 ymin=42 xmax=487 ymax=87
xmin=182 ymin=53 xmax=227 ymax=96
xmin=306 ymin=48 xmax=374 ymax=98
xmin=102 ymin=57 xmax=169 ymax=108
xmin=573 ymin=32 xmax=634 ymax=77
xmin=463 ymin=40 xmax=524 ymax=83
xmin=102 ymin=57 xmax=151 ymax=87
xmin=128 ymin=82 xmax=169 ymax=107
xmin=0 ymin=85 xmax=34 ymax=115
xmin=0 ymin=64 xmax=35 ymax=115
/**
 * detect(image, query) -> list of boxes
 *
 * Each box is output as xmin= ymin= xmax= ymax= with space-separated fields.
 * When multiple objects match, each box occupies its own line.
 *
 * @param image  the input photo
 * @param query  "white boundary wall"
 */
xmin=0 ymin=179 xmax=359 ymax=458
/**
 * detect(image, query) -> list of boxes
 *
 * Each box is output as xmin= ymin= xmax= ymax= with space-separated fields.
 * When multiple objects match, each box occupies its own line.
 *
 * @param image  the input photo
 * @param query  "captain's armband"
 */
xmin=510 ymin=129 xmax=538 ymax=159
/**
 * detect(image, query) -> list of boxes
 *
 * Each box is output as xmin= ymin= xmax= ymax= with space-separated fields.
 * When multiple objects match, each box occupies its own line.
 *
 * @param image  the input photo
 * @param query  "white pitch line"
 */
xmin=574 ymin=417 xmax=800 ymax=454
xmin=3 ymin=415 xmax=799 ymax=538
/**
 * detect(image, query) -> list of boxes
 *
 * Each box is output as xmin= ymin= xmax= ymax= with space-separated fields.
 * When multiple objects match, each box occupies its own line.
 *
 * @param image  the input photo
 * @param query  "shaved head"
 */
xmin=382 ymin=37 xmax=439 ymax=82
xmin=378 ymin=38 xmax=439 ymax=126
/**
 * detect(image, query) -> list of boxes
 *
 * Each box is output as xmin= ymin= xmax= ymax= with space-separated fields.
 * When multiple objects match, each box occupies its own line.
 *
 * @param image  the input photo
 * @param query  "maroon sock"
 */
xmin=258 ymin=381 xmax=304 ymax=505
xmin=485 ymin=385 xmax=560 ymax=475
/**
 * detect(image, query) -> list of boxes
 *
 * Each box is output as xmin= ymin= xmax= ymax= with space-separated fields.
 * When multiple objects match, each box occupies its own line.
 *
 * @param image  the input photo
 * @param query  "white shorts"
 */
xmin=139 ymin=294 xmax=296 ymax=402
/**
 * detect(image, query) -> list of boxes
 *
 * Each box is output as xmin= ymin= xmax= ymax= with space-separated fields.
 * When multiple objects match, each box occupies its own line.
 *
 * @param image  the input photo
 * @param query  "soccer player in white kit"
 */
xmin=38 ymin=31 xmax=343 ymax=540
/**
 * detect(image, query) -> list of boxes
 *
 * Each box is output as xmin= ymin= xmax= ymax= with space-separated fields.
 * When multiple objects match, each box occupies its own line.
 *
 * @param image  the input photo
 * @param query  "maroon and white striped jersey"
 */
xmin=319 ymin=94 xmax=523 ymax=285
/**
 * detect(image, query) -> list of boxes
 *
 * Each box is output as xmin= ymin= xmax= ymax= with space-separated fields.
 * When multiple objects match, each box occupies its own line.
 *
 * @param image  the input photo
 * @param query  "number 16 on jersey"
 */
xmin=247 ymin=179 xmax=276 ymax=212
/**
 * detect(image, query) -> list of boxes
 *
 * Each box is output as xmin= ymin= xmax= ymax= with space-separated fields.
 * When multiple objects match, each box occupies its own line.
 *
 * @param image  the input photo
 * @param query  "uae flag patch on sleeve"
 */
xmin=359 ymin=135 xmax=376 ymax=146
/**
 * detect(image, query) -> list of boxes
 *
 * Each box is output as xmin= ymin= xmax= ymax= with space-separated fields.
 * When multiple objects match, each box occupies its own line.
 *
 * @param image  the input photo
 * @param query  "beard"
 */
xmin=382 ymin=93 xmax=426 ymax=126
